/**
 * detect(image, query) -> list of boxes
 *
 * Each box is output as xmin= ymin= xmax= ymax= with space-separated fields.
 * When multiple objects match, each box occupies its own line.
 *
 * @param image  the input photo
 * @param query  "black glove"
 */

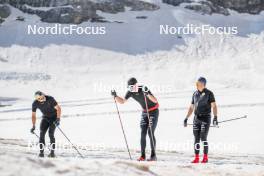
xmin=213 ymin=116 xmax=218 ymax=126
xmin=142 ymin=86 xmax=150 ymax=95
xmin=54 ymin=118 xmax=60 ymax=126
xmin=111 ymin=90 xmax=117 ymax=97
xmin=30 ymin=125 xmax=35 ymax=134
xmin=184 ymin=118 xmax=188 ymax=127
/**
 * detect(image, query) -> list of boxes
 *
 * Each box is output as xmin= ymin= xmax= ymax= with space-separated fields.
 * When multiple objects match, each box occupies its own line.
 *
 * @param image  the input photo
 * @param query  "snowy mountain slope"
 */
xmin=0 ymin=2 xmax=263 ymax=94
xmin=1 ymin=3 xmax=264 ymax=54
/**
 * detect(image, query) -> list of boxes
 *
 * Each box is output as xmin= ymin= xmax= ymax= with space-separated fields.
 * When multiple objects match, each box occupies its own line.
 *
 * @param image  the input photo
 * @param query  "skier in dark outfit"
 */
xmin=111 ymin=78 xmax=159 ymax=161
xmin=184 ymin=77 xmax=218 ymax=163
xmin=30 ymin=91 xmax=61 ymax=158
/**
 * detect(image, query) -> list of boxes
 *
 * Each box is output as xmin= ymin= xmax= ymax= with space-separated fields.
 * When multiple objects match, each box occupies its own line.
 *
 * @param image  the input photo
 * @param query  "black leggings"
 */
xmin=193 ymin=118 xmax=210 ymax=155
xmin=140 ymin=109 xmax=159 ymax=157
xmin=39 ymin=118 xmax=56 ymax=153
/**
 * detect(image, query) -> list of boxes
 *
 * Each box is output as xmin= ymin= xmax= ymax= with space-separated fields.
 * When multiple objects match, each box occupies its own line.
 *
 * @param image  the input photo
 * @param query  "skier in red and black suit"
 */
xmin=111 ymin=77 xmax=159 ymax=161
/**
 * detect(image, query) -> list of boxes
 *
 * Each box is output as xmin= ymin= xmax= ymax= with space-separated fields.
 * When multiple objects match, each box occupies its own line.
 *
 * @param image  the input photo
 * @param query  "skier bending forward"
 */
xmin=30 ymin=91 xmax=61 ymax=158
xmin=184 ymin=77 xmax=218 ymax=163
xmin=111 ymin=78 xmax=159 ymax=161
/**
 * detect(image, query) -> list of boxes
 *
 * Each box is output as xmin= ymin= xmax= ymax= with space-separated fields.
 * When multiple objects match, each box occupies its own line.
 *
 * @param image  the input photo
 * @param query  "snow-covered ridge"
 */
xmin=0 ymin=31 xmax=264 ymax=90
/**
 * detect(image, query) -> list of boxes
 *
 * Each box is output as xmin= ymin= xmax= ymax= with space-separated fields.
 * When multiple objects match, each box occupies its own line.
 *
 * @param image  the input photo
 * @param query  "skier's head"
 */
xmin=127 ymin=77 xmax=137 ymax=86
xmin=127 ymin=77 xmax=138 ymax=92
xmin=196 ymin=77 xmax=207 ymax=91
xmin=34 ymin=91 xmax=46 ymax=102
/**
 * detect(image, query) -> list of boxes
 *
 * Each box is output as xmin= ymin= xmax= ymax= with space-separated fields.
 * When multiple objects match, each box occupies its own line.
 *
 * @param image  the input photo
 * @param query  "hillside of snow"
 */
xmin=0 ymin=3 xmax=264 ymax=94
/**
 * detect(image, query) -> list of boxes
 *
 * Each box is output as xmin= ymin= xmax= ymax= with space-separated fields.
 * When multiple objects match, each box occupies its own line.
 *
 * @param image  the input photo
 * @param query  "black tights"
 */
xmin=140 ymin=110 xmax=159 ymax=157
xmin=193 ymin=119 xmax=210 ymax=155
xmin=39 ymin=118 xmax=56 ymax=154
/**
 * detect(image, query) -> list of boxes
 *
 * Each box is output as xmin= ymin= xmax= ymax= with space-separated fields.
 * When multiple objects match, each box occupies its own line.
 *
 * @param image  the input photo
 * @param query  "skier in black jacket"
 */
xmin=184 ymin=77 xmax=218 ymax=163
xmin=111 ymin=78 xmax=159 ymax=161
xmin=30 ymin=91 xmax=61 ymax=158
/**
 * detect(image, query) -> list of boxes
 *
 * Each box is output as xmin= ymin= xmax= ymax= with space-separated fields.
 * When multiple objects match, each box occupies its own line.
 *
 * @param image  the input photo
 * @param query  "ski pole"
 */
xmin=31 ymin=131 xmax=52 ymax=151
xmin=112 ymin=95 xmax=132 ymax=160
xmin=32 ymin=131 xmax=40 ymax=138
xmin=218 ymin=115 xmax=247 ymax=124
xmin=143 ymin=93 xmax=156 ymax=153
xmin=56 ymin=125 xmax=84 ymax=159
xmin=186 ymin=115 xmax=247 ymax=127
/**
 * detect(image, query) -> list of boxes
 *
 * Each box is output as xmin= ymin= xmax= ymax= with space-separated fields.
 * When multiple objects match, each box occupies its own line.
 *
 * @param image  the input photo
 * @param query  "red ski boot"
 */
xmin=201 ymin=154 xmax=208 ymax=163
xmin=191 ymin=154 xmax=199 ymax=163
xmin=137 ymin=156 xmax=146 ymax=161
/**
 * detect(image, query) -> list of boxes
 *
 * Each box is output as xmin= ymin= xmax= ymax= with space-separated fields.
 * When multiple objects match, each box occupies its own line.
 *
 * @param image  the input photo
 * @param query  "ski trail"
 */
xmin=0 ymin=88 xmax=240 ymax=113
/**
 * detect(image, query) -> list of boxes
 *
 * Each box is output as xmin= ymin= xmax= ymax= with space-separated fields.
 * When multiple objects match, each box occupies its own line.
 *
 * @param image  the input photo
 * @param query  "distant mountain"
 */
xmin=163 ymin=0 xmax=264 ymax=15
xmin=0 ymin=0 xmax=159 ymax=24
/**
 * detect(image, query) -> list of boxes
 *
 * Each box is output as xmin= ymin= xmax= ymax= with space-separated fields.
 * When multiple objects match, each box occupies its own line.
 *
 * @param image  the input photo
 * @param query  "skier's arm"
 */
xmin=186 ymin=104 xmax=194 ymax=118
xmin=54 ymin=105 xmax=61 ymax=119
xmin=211 ymin=102 xmax=218 ymax=117
xmin=115 ymin=96 xmax=127 ymax=104
xmin=147 ymin=94 xmax=158 ymax=103
xmin=32 ymin=112 xmax=36 ymax=126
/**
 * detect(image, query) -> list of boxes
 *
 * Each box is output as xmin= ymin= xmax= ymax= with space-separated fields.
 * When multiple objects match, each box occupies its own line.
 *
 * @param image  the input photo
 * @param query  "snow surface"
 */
xmin=0 ymin=1 xmax=264 ymax=175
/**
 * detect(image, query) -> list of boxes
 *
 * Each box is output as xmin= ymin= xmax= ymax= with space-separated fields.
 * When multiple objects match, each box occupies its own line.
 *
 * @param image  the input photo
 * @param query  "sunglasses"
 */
xmin=35 ymin=95 xmax=45 ymax=102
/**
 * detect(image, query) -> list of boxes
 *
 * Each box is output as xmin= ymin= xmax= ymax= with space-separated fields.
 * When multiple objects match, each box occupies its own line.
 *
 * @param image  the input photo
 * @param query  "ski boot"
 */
xmin=147 ymin=155 xmax=157 ymax=161
xmin=201 ymin=154 xmax=208 ymax=163
xmin=191 ymin=154 xmax=199 ymax=163
xmin=48 ymin=151 xmax=56 ymax=158
xmin=38 ymin=152 xmax=44 ymax=158
xmin=137 ymin=156 xmax=146 ymax=161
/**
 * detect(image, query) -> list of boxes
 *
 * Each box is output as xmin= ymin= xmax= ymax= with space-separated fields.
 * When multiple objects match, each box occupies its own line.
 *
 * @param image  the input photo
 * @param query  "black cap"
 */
xmin=197 ymin=77 xmax=207 ymax=85
xmin=35 ymin=91 xmax=44 ymax=96
xmin=127 ymin=77 xmax=137 ymax=86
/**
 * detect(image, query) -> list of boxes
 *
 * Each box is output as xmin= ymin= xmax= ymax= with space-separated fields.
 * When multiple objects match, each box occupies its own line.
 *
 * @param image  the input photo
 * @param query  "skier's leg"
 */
xmin=48 ymin=122 xmax=56 ymax=155
xmin=140 ymin=113 xmax=148 ymax=158
xmin=193 ymin=121 xmax=201 ymax=155
xmin=192 ymin=120 xmax=201 ymax=163
xmin=39 ymin=119 xmax=49 ymax=155
xmin=147 ymin=110 xmax=159 ymax=157
xmin=200 ymin=121 xmax=210 ymax=163
xmin=201 ymin=122 xmax=210 ymax=154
